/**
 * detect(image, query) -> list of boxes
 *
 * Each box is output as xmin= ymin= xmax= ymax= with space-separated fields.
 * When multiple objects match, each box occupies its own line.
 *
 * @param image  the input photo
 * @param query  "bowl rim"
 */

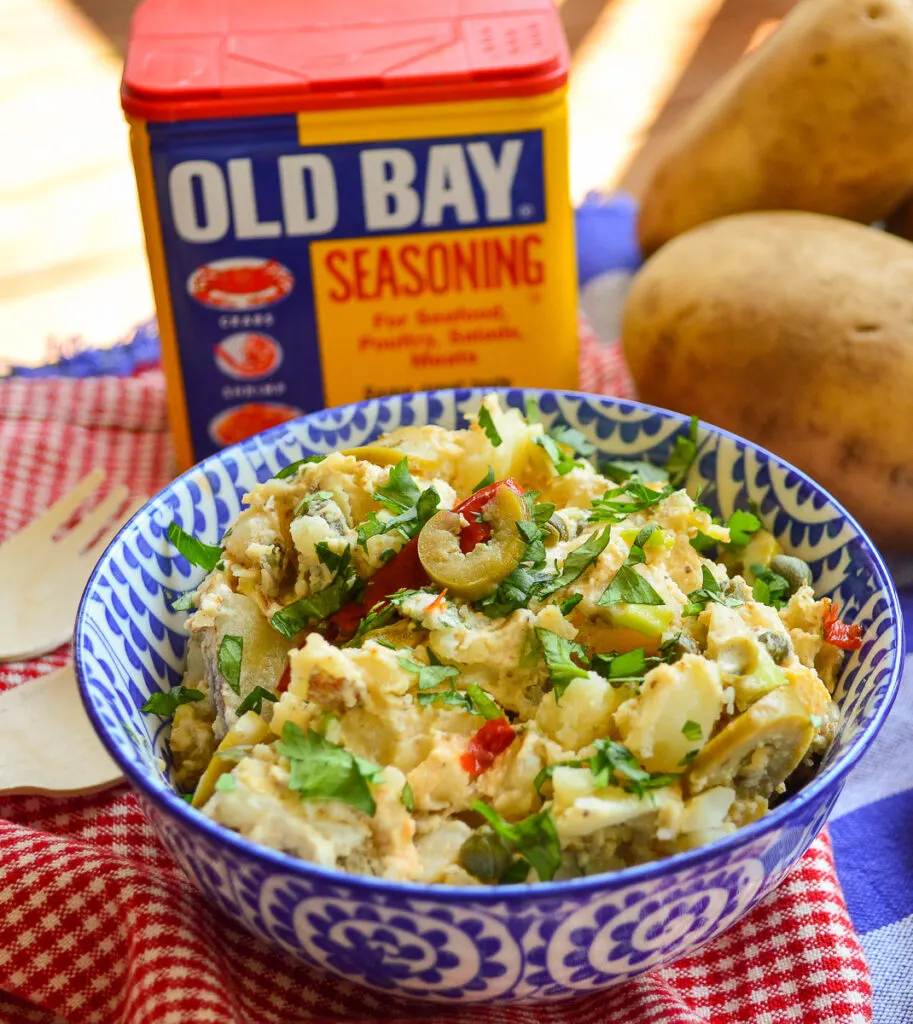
xmin=75 ymin=386 xmax=906 ymax=902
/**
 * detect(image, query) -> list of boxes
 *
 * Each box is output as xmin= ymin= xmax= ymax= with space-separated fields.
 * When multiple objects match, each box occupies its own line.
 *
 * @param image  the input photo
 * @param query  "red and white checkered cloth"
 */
xmin=0 ymin=327 xmax=872 ymax=1024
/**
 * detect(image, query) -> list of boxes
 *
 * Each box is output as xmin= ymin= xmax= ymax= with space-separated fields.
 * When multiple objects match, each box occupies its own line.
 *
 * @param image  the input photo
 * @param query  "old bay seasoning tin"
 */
xmin=122 ymin=0 xmax=578 ymax=469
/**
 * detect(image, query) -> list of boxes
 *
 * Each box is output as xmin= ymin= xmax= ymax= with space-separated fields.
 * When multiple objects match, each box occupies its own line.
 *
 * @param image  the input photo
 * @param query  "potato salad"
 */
xmin=154 ymin=396 xmax=861 ymax=886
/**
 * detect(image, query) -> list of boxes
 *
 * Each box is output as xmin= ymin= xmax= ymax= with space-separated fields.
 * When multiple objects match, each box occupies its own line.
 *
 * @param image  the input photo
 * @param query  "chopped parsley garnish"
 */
xmin=345 ymin=601 xmax=401 ymax=648
xmin=401 ymin=781 xmax=415 ymax=812
xmin=274 ymin=454 xmax=326 ymax=479
xmin=534 ymin=434 xmax=577 ymax=475
xmin=678 ymin=750 xmax=699 ymax=767
xmin=590 ymin=648 xmax=655 ymax=686
xmin=532 ymin=759 xmax=585 ymax=794
xmin=170 ymin=590 xmax=195 ymax=612
xmin=535 ymin=627 xmax=590 ymax=700
xmin=530 ymin=499 xmax=558 ymax=525
xmin=217 ymin=635 xmax=243 ymax=695
xmin=682 ymin=720 xmax=703 ymax=742
xmin=751 ymin=564 xmax=791 ymax=609
xmin=293 ymin=491 xmax=333 ymax=519
xmin=590 ymin=739 xmax=681 ymax=797
xmin=589 ymin=480 xmax=675 ymax=524
xmin=601 ymin=459 xmax=670 ymax=485
xmin=477 ymin=407 xmax=503 ymax=447
xmin=140 ymin=685 xmax=204 ymax=718
xmin=539 ymin=526 xmax=612 ymax=598
xmin=236 ymin=685 xmax=278 ymax=716
xmin=598 ymin=565 xmax=665 ymax=608
xmin=276 ymin=721 xmax=382 ymax=816
xmin=398 ymin=649 xmax=460 ymax=691
xmin=547 ymin=424 xmax=595 ymax=458
xmin=692 ymin=508 xmax=762 ymax=553
xmin=476 ymin=561 xmax=554 ymax=619
xmin=665 ymin=415 xmax=699 ymax=488
xmin=560 ymin=593 xmax=583 ymax=616
xmin=166 ymin=522 xmax=222 ymax=572
xmin=524 ymin=397 xmax=540 ymax=424
xmin=361 ymin=458 xmax=440 ymax=545
xmin=270 ymin=545 xmax=357 ymax=638
xmin=473 ymin=467 xmax=495 ymax=493
xmin=472 ymin=801 xmax=562 ymax=882
xmin=682 ymin=566 xmax=742 ymax=617
xmin=466 ymin=684 xmax=503 ymax=720
xmin=215 ymin=774 xmax=237 ymax=793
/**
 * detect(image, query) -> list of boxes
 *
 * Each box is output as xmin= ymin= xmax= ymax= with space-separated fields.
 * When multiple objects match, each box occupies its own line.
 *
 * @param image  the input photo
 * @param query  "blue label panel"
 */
xmin=148 ymin=115 xmax=546 ymax=460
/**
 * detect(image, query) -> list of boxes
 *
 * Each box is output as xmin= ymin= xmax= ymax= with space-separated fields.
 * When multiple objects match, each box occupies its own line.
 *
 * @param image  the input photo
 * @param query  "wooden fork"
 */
xmin=0 ymin=470 xmax=144 ymax=662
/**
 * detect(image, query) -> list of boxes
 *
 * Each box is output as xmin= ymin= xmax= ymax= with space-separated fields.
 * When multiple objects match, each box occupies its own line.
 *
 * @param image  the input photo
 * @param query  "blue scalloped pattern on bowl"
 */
xmin=75 ymin=388 xmax=904 ymax=1002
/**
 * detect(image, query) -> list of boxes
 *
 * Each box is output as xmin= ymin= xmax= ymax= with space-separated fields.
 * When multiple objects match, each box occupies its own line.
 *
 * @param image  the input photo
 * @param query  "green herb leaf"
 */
xmin=218 ymin=635 xmax=244 ymax=695
xmin=516 ymin=519 xmax=542 ymax=545
xmin=533 ymin=759 xmax=584 ymax=794
xmin=531 ymin=500 xmax=557 ymax=525
xmin=473 ymin=467 xmax=495 ymax=492
xmin=215 ymin=774 xmax=237 ymax=793
xmin=345 ymin=601 xmax=401 ymax=648
xmin=600 ymin=459 xmax=670 ymax=485
xmin=560 ymin=593 xmax=583 ymax=616
xmin=236 ymin=685 xmax=278 ymax=716
xmin=590 ymin=648 xmax=653 ymax=685
xmin=590 ymin=739 xmax=681 ymax=797
xmin=477 ymin=407 xmax=503 ymax=447
xmin=547 ymin=424 xmax=595 ymax=458
xmin=293 ymin=491 xmax=334 ymax=519
xmin=167 ymin=522 xmax=222 ymax=572
xmin=539 ymin=526 xmax=612 ymax=598
xmin=401 ymin=781 xmax=415 ymax=812
xmin=524 ymin=397 xmax=540 ymax=424
xmin=535 ymin=627 xmax=590 ymax=700
xmin=726 ymin=510 xmax=762 ymax=548
xmin=678 ymin=750 xmax=699 ymax=767
xmin=472 ymin=801 xmax=562 ymax=882
xmin=499 ymin=859 xmax=531 ymax=884
xmin=270 ymin=546 xmax=357 ymax=638
xmin=170 ymin=591 xmax=196 ymax=612
xmin=274 ymin=454 xmax=326 ymax=479
xmin=398 ymin=650 xmax=460 ymax=691
xmin=598 ymin=564 xmax=666 ymax=607
xmin=376 ymin=457 xmax=420 ymax=511
xmin=476 ymin=562 xmax=555 ymax=619
xmin=534 ymin=434 xmax=576 ymax=475
xmin=417 ymin=687 xmax=472 ymax=711
xmin=682 ymin=566 xmax=742 ymax=617
xmin=276 ymin=721 xmax=380 ymax=816
xmin=588 ymin=480 xmax=675 ymax=523
xmin=370 ymin=459 xmax=440 ymax=541
xmin=751 ymin=565 xmax=791 ymax=609
xmin=682 ymin=720 xmax=703 ymax=742
xmin=355 ymin=512 xmax=389 ymax=550
xmin=315 ymin=541 xmax=347 ymax=573
xmin=140 ymin=685 xmax=204 ymax=718
xmin=627 ymin=524 xmax=661 ymax=565
xmin=665 ymin=415 xmax=699 ymax=488
xmin=466 ymin=683 xmax=503 ymax=720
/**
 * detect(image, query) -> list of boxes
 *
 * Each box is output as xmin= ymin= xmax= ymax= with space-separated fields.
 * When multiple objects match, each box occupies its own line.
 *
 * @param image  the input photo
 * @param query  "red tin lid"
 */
xmin=122 ymin=0 xmax=568 ymax=121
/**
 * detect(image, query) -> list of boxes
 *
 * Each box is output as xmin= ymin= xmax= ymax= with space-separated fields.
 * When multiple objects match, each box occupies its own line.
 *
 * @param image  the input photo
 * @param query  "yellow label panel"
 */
xmin=311 ymin=225 xmax=577 ymax=402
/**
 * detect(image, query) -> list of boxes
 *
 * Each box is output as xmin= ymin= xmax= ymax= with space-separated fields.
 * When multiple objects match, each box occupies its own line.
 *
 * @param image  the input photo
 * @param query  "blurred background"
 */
xmin=0 ymin=0 xmax=794 ymax=370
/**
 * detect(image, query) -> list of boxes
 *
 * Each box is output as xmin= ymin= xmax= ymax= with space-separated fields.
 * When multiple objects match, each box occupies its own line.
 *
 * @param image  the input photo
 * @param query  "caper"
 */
xmin=758 ymin=630 xmax=790 ymax=665
xmin=768 ymin=555 xmax=813 ymax=596
xmin=458 ymin=831 xmax=514 ymax=884
xmin=543 ymin=514 xmax=569 ymax=547
xmin=721 ymin=577 xmax=748 ymax=601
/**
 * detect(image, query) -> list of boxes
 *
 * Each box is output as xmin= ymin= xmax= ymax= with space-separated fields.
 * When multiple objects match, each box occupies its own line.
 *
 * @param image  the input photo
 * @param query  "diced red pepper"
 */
xmin=276 ymin=663 xmax=291 ymax=694
xmin=461 ymin=717 xmax=516 ymax=776
xmin=823 ymin=602 xmax=864 ymax=651
xmin=454 ymin=478 xmax=524 ymax=553
xmin=328 ymin=536 xmax=428 ymax=637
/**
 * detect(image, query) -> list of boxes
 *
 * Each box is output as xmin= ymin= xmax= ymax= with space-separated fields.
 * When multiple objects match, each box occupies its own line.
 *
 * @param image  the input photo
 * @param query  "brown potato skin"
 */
xmin=638 ymin=0 xmax=913 ymax=256
xmin=622 ymin=212 xmax=913 ymax=549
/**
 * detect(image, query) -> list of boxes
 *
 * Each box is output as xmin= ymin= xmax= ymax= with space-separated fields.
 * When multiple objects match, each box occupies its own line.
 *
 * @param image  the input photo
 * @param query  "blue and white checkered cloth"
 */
xmin=6 ymin=191 xmax=911 ymax=1022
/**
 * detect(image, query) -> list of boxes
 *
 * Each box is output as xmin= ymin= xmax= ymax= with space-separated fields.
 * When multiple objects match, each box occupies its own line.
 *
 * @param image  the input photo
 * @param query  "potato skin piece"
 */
xmin=638 ymin=0 xmax=913 ymax=255
xmin=622 ymin=211 xmax=913 ymax=549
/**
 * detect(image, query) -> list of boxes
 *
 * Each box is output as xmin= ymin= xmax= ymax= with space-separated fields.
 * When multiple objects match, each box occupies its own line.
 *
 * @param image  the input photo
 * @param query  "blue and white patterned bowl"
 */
xmin=74 ymin=388 xmax=904 ymax=1003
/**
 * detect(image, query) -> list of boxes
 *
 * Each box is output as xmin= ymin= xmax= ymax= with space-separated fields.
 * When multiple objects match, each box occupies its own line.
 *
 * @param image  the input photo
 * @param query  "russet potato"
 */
xmin=622 ymin=211 xmax=913 ymax=549
xmin=638 ymin=0 xmax=913 ymax=256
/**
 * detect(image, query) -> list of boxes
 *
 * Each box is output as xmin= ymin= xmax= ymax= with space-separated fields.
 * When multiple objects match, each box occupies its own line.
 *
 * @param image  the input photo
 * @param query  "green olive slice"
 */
xmin=417 ymin=486 xmax=527 ymax=600
xmin=686 ymin=683 xmax=815 ymax=798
